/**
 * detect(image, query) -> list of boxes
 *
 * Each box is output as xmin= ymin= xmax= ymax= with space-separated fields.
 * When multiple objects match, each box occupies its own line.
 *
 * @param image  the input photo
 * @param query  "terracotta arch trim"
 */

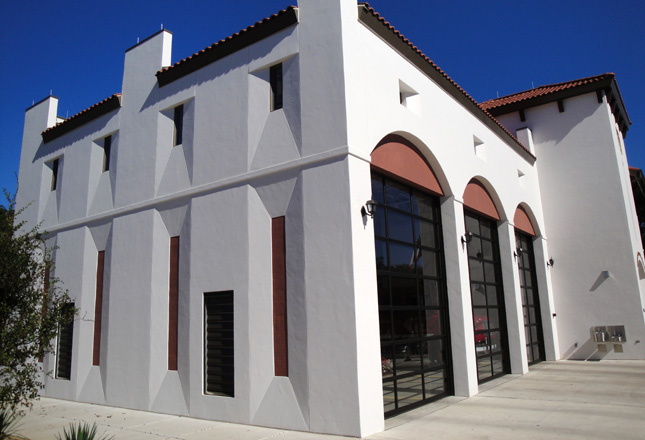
xmin=463 ymin=181 xmax=500 ymax=220
xmin=371 ymin=135 xmax=443 ymax=196
xmin=514 ymin=206 xmax=535 ymax=236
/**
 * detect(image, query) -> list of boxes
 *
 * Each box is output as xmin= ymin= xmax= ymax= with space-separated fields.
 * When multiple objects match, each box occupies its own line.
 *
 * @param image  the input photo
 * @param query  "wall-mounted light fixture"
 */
xmin=461 ymin=231 xmax=473 ymax=245
xmin=514 ymin=248 xmax=524 ymax=259
xmin=546 ymin=258 xmax=555 ymax=268
xmin=361 ymin=199 xmax=377 ymax=218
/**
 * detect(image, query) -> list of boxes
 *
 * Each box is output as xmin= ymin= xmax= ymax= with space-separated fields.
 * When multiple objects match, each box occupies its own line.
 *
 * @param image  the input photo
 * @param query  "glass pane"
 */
xmin=486 ymin=285 xmax=498 ymax=306
xmin=383 ymin=380 xmax=396 ymax=413
xmin=415 ymin=218 xmax=437 ymax=249
xmin=492 ymin=354 xmax=504 ymax=375
xmin=386 ymin=181 xmax=411 ymax=212
xmin=412 ymin=192 xmax=435 ymax=220
xmin=387 ymin=210 xmax=414 ymax=243
xmin=531 ymin=326 xmax=538 ymax=342
xmin=378 ymin=275 xmax=390 ymax=306
xmin=480 ymin=221 xmax=493 ymax=239
xmin=372 ymin=177 xmax=384 ymax=204
xmin=395 ymin=374 xmax=424 ymax=409
xmin=417 ymin=250 xmax=439 ymax=277
xmin=532 ymin=344 xmax=541 ymax=362
xmin=465 ymin=215 xmax=480 ymax=236
xmin=525 ymin=326 xmax=532 ymax=345
xmin=393 ymin=344 xmax=422 ymax=370
xmin=483 ymin=262 xmax=496 ymax=283
xmin=522 ymin=251 xmax=530 ymax=268
xmin=524 ymin=270 xmax=533 ymax=287
xmin=375 ymin=239 xmax=387 ymax=270
xmin=422 ymin=310 xmax=442 ymax=337
xmin=528 ymin=307 xmax=536 ymax=325
xmin=489 ymin=331 xmax=502 ymax=353
xmin=423 ymin=369 xmax=445 ymax=397
xmin=424 ymin=339 xmax=443 ymax=365
xmin=391 ymin=276 xmax=418 ymax=306
xmin=469 ymin=259 xmax=484 ymax=282
xmin=389 ymin=243 xmax=416 ymax=273
xmin=526 ymin=288 xmax=534 ymax=305
xmin=478 ymin=359 xmax=492 ymax=380
xmin=471 ymin=283 xmax=486 ymax=306
xmin=473 ymin=308 xmax=489 ymax=330
xmin=476 ymin=334 xmax=490 ymax=355
xmin=467 ymin=236 xmax=482 ymax=259
xmin=374 ymin=208 xmax=386 ymax=237
xmin=380 ymin=310 xmax=392 ymax=341
xmin=392 ymin=311 xmax=420 ymax=339
xmin=482 ymin=240 xmax=494 ymax=261
xmin=420 ymin=279 xmax=441 ymax=306
xmin=488 ymin=308 xmax=500 ymax=330
xmin=527 ymin=344 xmax=534 ymax=363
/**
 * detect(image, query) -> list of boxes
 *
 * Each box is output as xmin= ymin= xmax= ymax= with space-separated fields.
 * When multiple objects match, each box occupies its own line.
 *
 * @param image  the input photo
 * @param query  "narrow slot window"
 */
xmin=272 ymin=217 xmax=288 ymax=376
xmin=92 ymin=251 xmax=105 ymax=366
xmin=270 ymin=63 xmax=283 ymax=111
xmin=51 ymin=158 xmax=59 ymax=191
xmin=56 ymin=302 xmax=75 ymax=380
xmin=102 ymin=136 xmax=111 ymax=172
xmin=204 ymin=291 xmax=234 ymax=397
xmin=173 ymin=105 xmax=184 ymax=146
xmin=168 ymin=236 xmax=179 ymax=371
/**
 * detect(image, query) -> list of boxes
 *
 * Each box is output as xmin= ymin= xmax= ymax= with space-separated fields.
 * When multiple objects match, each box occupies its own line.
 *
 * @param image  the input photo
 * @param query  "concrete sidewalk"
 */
xmin=15 ymin=360 xmax=645 ymax=439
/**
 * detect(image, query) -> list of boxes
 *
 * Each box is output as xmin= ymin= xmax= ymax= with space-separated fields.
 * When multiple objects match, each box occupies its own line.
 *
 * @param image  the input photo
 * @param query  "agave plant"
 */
xmin=0 ymin=408 xmax=25 ymax=440
xmin=56 ymin=422 xmax=114 ymax=440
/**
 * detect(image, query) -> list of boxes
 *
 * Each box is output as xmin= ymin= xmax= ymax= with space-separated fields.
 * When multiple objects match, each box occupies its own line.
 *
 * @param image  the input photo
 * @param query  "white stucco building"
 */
xmin=16 ymin=0 xmax=645 ymax=437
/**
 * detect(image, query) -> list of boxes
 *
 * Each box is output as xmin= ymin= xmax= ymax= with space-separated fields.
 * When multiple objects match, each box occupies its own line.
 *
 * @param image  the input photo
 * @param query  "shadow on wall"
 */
xmin=590 ymin=270 xmax=611 ymax=291
xmin=562 ymin=338 xmax=611 ymax=361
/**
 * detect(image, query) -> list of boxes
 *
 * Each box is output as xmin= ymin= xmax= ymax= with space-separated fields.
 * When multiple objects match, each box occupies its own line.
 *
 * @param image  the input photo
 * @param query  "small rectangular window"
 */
xmin=51 ymin=158 xmax=59 ymax=191
xmin=102 ymin=136 xmax=111 ymax=172
xmin=204 ymin=291 xmax=234 ymax=397
xmin=173 ymin=105 xmax=184 ymax=146
xmin=270 ymin=63 xmax=283 ymax=111
xmin=56 ymin=302 xmax=75 ymax=380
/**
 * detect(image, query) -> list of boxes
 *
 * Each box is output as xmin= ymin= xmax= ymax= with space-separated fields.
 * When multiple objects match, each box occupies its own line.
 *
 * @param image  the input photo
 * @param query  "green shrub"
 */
xmin=0 ymin=408 xmax=25 ymax=440
xmin=56 ymin=422 xmax=113 ymax=440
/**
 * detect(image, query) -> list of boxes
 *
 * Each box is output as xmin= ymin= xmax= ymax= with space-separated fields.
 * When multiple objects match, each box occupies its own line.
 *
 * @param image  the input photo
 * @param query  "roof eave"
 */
xmin=486 ymin=76 xmax=631 ymax=138
xmin=156 ymin=7 xmax=299 ymax=87
xmin=42 ymin=94 xmax=122 ymax=144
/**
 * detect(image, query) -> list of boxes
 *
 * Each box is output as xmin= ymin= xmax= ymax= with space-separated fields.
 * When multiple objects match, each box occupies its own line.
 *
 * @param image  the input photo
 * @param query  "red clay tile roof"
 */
xmin=358 ymin=3 xmax=534 ymax=160
xmin=481 ymin=72 xmax=631 ymax=137
xmin=42 ymin=94 xmax=122 ymax=143
xmin=481 ymin=73 xmax=615 ymax=110
xmin=157 ymin=6 xmax=298 ymax=86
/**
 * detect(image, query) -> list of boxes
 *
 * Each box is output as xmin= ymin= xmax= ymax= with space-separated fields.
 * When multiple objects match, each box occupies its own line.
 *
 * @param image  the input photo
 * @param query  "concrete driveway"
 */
xmin=15 ymin=360 xmax=645 ymax=439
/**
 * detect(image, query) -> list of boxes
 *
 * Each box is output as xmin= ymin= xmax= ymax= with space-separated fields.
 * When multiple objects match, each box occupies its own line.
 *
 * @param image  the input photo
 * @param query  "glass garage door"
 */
xmin=515 ymin=231 xmax=545 ymax=365
xmin=464 ymin=211 xmax=509 ymax=383
xmin=372 ymin=173 xmax=452 ymax=416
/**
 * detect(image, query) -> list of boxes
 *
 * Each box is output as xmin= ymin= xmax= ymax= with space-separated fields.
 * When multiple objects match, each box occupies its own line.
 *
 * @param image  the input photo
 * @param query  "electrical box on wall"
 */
xmin=592 ymin=325 xmax=626 ymax=343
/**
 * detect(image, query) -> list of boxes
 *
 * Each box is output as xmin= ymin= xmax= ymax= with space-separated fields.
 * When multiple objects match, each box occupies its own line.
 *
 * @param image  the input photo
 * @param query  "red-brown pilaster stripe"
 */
xmin=272 ymin=217 xmax=288 ymax=376
xmin=168 ymin=236 xmax=179 ymax=371
xmin=38 ymin=264 xmax=51 ymax=363
xmin=92 ymin=251 xmax=105 ymax=366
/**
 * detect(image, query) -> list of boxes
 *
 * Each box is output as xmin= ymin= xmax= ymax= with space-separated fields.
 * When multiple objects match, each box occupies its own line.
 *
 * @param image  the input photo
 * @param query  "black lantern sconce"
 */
xmin=514 ymin=248 xmax=524 ymax=259
xmin=362 ymin=199 xmax=377 ymax=218
xmin=461 ymin=231 xmax=473 ymax=246
xmin=546 ymin=258 xmax=555 ymax=268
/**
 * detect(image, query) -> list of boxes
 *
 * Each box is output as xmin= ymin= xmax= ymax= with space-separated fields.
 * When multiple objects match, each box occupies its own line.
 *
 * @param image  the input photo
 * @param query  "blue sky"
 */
xmin=1 ymin=0 xmax=643 ymax=203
